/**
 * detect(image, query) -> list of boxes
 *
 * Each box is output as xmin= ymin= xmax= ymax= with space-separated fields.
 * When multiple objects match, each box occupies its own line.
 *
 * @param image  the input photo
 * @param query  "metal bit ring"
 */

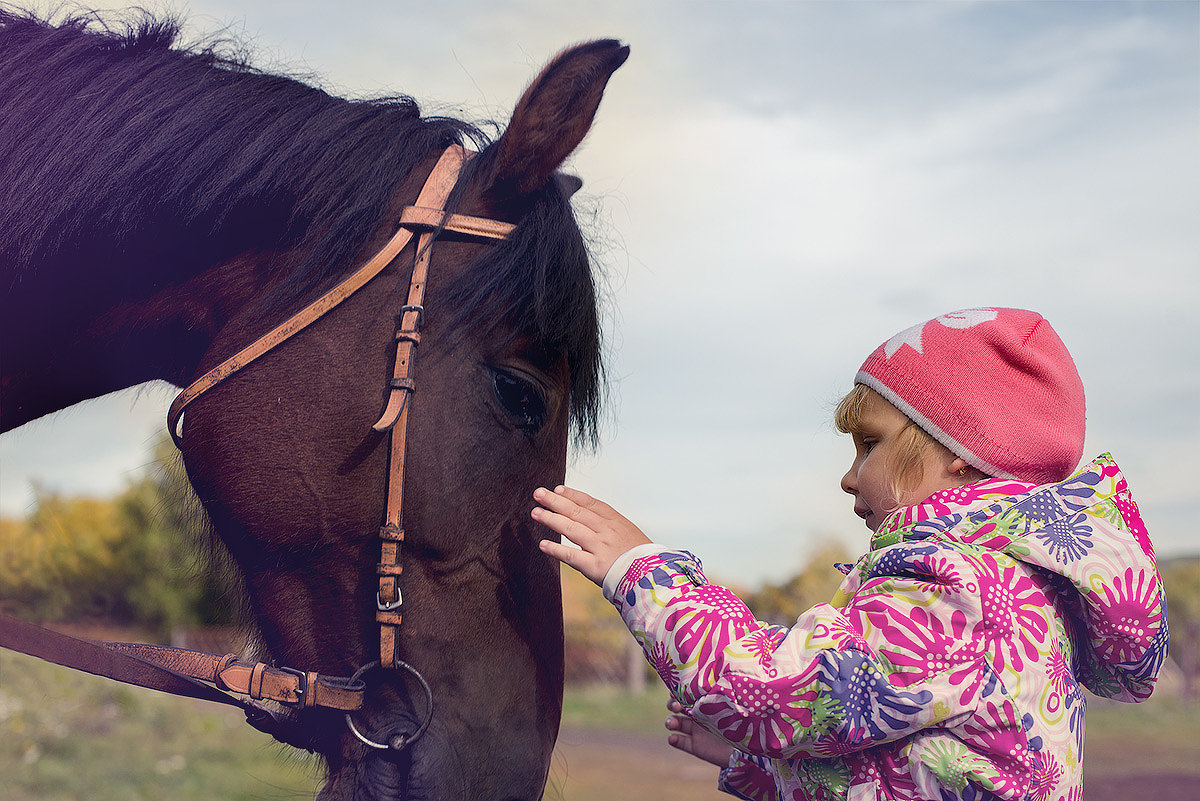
xmin=344 ymin=660 xmax=433 ymax=752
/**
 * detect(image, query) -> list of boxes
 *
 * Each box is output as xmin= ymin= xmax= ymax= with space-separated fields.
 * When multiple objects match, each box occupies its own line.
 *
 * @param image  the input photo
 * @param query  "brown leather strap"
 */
xmin=398 ymin=205 xmax=515 ymax=240
xmin=165 ymin=151 xmax=512 ymax=446
xmin=0 ymin=615 xmax=364 ymax=712
xmin=108 ymin=642 xmax=363 ymax=710
xmin=368 ymin=149 xmax=518 ymax=668
xmin=372 ymin=147 xmax=467 ymax=669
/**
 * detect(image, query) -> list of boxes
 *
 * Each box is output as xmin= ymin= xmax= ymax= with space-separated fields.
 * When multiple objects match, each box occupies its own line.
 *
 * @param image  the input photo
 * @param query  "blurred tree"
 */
xmin=1161 ymin=556 xmax=1200 ymax=700
xmin=562 ymin=565 xmax=634 ymax=685
xmin=0 ymin=487 xmax=125 ymax=619
xmin=0 ymin=434 xmax=241 ymax=636
xmin=741 ymin=538 xmax=855 ymax=626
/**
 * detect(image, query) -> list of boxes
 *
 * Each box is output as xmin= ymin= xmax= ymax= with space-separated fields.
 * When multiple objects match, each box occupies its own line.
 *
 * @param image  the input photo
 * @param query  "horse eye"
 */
xmin=492 ymin=369 xmax=547 ymax=433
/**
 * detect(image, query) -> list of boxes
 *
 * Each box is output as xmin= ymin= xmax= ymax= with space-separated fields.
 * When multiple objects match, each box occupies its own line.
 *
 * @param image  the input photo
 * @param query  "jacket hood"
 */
xmin=877 ymin=454 xmax=1167 ymax=701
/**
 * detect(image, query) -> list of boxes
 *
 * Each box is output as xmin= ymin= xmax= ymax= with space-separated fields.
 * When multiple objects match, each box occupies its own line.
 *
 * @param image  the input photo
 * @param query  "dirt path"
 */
xmin=550 ymin=727 xmax=1199 ymax=801
xmin=550 ymin=726 xmax=725 ymax=801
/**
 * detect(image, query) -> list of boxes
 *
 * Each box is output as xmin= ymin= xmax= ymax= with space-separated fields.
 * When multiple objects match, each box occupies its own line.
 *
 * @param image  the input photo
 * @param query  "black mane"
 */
xmin=0 ymin=9 xmax=603 ymax=444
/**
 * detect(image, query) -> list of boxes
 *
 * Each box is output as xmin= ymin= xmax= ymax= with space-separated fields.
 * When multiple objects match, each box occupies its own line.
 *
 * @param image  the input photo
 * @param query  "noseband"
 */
xmin=0 ymin=145 xmax=513 ymax=753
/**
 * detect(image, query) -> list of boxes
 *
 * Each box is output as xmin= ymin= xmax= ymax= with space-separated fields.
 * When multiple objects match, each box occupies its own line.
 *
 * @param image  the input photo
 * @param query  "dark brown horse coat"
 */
xmin=0 ymin=11 xmax=627 ymax=799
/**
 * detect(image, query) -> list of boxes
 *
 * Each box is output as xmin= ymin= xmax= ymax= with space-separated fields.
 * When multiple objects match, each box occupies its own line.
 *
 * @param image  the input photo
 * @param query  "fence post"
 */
xmin=626 ymin=637 xmax=646 ymax=692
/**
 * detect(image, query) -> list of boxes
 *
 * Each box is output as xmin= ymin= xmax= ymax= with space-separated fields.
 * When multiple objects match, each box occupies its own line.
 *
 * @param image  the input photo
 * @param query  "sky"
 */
xmin=2 ymin=0 xmax=1198 ymax=586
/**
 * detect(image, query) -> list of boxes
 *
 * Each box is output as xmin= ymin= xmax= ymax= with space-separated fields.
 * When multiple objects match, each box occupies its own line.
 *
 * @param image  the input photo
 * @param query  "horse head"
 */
xmin=175 ymin=40 xmax=628 ymax=800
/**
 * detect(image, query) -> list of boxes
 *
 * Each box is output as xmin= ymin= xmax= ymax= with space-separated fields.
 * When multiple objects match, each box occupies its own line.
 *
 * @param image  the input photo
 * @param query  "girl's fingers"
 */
xmin=552 ymin=485 xmax=613 ymax=517
xmin=539 ymin=539 xmax=586 ymax=570
xmin=538 ymin=538 xmax=605 ymax=585
xmin=531 ymin=505 xmax=597 ymax=547
xmin=665 ymin=713 xmax=692 ymax=733
xmin=533 ymin=487 xmax=591 ymax=525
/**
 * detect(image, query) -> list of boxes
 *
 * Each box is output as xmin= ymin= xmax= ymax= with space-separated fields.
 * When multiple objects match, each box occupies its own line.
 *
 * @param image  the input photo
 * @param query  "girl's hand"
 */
xmin=665 ymin=699 xmax=734 ymax=767
xmin=531 ymin=485 xmax=650 ymax=586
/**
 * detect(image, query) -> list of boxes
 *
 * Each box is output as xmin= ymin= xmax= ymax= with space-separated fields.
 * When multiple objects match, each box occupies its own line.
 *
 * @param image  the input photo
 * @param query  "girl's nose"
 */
xmin=840 ymin=467 xmax=857 ymax=496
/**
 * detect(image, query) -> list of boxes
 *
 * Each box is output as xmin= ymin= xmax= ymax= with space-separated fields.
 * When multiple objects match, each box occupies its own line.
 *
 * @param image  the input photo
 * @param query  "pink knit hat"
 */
xmin=855 ymin=308 xmax=1085 ymax=484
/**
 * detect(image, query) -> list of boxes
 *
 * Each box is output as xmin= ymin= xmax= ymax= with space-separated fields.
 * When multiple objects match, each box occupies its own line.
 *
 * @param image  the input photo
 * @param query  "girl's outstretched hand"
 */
xmin=532 ymin=485 xmax=651 ymax=586
xmin=665 ymin=699 xmax=735 ymax=767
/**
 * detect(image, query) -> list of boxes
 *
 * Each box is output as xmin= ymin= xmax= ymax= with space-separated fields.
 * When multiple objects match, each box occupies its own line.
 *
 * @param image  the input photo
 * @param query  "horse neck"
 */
xmin=1 ymin=241 xmax=286 ymax=432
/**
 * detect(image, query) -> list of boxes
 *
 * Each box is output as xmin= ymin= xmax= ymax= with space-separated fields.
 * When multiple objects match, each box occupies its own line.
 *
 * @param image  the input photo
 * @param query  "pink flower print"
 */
xmin=969 ymin=477 xmax=1039 ymax=502
xmin=975 ymin=558 xmax=1050 ymax=675
xmin=960 ymin=518 xmax=1016 ymax=551
xmin=908 ymin=482 xmax=986 ymax=521
xmin=847 ymin=751 xmax=882 ymax=787
xmin=1114 ymin=490 xmax=1155 ymax=560
xmin=720 ymin=759 xmax=778 ymax=801
xmin=615 ymin=553 xmax=675 ymax=600
xmin=699 ymin=671 xmax=841 ymax=757
xmin=865 ymin=603 xmax=982 ymax=700
xmin=912 ymin=552 xmax=966 ymax=594
xmin=961 ymin=699 xmax=1029 ymax=797
xmin=1045 ymin=642 xmax=1070 ymax=700
xmin=1089 ymin=567 xmax=1161 ymax=664
xmin=649 ymin=641 xmax=679 ymax=688
xmin=743 ymin=627 xmax=787 ymax=676
xmin=663 ymin=585 xmax=760 ymax=694
xmin=813 ymin=725 xmax=872 ymax=758
xmin=1028 ymin=750 xmax=1064 ymax=801
xmin=872 ymin=742 xmax=921 ymax=798
xmin=811 ymin=615 xmax=871 ymax=653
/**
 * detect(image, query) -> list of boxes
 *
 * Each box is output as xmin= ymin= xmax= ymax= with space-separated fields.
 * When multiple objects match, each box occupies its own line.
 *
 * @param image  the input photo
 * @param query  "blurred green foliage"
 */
xmin=0 ymin=435 xmax=241 ymax=637
xmin=740 ymin=539 xmax=855 ymax=626
xmin=1162 ymin=555 xmax=1200 ymax=699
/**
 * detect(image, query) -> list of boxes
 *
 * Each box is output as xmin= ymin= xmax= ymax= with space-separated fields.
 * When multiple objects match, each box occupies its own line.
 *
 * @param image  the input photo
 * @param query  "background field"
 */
xmin=3 ymin=649 xmax=1197 ymax=801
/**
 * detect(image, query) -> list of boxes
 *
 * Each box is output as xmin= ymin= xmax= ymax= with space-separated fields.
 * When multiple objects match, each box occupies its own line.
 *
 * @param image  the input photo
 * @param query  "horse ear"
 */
xmin=486 ymin=39 xmax=629 ymax=200
xmin=555 ymin=173 xmax=583 ymax=198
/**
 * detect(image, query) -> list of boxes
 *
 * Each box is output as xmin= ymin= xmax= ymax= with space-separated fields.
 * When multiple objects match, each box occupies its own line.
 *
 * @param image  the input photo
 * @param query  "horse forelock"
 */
xmin=442 ymin=153 xmax=607 ymax=451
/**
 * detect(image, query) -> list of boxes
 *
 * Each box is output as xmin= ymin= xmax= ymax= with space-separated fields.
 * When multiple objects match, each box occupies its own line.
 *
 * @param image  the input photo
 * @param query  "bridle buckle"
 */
xmin=276 ymin=665 xmax=309 ymax=709
xmin=377 ymin=589 xmax=403 ymax=612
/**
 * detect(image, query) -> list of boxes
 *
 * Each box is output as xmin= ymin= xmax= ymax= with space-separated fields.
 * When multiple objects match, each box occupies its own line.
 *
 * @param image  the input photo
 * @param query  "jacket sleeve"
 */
xmin=718 ymin=750 xmax=778 ymax=800
xmin=608 ymin=548 xmax=1008 ymax=762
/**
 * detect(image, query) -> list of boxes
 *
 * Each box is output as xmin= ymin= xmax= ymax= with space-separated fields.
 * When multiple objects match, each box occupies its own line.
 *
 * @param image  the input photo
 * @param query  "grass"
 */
xmin=560 ymin=684 xmax=674 ymax=736
xmin=1084 ymin=693 xmax=1200 ymax=777
xmin=3 ymin=649 xmax=1198 ymax=799
xmin=1 ymin=649 xmax=322 ymax=801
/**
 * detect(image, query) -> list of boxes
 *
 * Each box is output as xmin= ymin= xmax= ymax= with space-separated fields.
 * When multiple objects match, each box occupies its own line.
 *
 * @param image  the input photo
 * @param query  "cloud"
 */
xmin=4 ymin=0 xmax=1197 ymax=583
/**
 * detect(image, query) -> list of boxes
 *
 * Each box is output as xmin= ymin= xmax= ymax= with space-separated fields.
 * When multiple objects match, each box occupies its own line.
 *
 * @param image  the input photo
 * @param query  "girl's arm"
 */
xmin=532 ymin=485 xmax=994 ymax=764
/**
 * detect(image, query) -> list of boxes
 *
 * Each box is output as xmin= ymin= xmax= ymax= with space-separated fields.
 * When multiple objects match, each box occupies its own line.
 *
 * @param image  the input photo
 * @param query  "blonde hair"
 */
xmin=834 ymin=384 xmax=940 ymax=499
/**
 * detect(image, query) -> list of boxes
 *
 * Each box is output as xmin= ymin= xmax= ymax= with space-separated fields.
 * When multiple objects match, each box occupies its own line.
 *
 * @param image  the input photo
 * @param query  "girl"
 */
xmin=532 ymin=308 xmax=1166 ymax=801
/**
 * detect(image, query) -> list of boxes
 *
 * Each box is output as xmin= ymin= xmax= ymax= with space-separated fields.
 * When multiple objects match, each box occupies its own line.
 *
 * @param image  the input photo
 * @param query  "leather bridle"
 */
xmin=0 ymin=145 xmax=514 ymax=752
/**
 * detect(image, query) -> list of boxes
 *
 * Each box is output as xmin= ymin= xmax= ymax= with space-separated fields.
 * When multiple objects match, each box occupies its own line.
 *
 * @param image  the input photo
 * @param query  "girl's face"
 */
xmin=839 ymin=391 xmax=966 ymax=531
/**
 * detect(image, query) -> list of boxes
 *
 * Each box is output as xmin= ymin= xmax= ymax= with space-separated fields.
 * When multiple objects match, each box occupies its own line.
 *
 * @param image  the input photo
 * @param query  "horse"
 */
xmin=0 ymin=10 xmax=627 ymax=800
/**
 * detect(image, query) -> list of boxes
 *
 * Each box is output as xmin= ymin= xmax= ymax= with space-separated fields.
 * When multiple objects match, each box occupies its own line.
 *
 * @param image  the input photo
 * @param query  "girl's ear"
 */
xmin=948 ymin=457 xmax=983 ymax=484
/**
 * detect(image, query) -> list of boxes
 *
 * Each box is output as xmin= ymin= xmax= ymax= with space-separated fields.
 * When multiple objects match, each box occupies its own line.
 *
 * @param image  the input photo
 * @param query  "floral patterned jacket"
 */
xmin=604 ymin=455 xmax=1166 ymax=801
